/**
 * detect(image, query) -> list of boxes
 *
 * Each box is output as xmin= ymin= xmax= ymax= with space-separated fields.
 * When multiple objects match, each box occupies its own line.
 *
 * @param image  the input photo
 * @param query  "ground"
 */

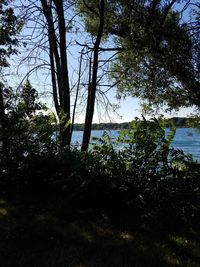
xmin=0 ymin=187 xmax=200 ymax=267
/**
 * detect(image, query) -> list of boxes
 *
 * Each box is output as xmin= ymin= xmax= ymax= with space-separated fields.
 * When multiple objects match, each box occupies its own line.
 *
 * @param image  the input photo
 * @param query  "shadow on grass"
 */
xmin=0 ymin=191 xmax=200 ymax=267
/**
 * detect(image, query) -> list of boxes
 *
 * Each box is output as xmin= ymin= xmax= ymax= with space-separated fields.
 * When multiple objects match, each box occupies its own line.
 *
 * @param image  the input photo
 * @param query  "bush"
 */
xmin=1 ymin=108 xmax=200 ymax=226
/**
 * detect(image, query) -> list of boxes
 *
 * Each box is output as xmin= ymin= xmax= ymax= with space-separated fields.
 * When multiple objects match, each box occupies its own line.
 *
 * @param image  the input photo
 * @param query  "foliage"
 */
xmin=0 ymin=0 xmax=23 ymax=67
xmin=76 ymin=0 xmax=200 ymax=111
xmin=0 ymin=115 xmax=200 ymax=267
xmin=0 ymin=84 xmax=200 ymax=226
xmin=86 ymin=117 xmax=200 ymax=224
xmin=0 ymin=80 xmax=58 ymax=184
xmin=40 ymin=116 xmax=199 ymax=225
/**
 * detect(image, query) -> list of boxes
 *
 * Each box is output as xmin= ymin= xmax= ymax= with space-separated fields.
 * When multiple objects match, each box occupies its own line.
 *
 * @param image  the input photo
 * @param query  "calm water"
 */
xmin=72 ymin=128 xmax=200 ymax=162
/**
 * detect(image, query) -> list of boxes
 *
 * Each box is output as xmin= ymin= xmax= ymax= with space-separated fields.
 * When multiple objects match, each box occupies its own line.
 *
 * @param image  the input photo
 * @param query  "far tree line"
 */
xmin=73 ymin=117 xmax=200 ymax=131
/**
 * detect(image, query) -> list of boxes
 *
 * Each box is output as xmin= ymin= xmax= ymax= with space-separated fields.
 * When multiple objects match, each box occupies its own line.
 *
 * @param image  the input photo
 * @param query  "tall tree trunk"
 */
xmin=41 ymin=0 xmax=71 ymax=146
xmin=0 ymin=83 xmax=5 ymax=130
xmin=70 ymin=49 xmax=84 ymax=141
xmin=0 ymin=83 xmax=6 ymax=152
xmin=54 ymin=0 xmax=71 ymax=146
xmin=41 ymin=0 xmax=63 ymax=106
xmin=49 ymin=43 xmax=59 ymax=115
xmin=81 ymin=0 xmax=105 ymax=151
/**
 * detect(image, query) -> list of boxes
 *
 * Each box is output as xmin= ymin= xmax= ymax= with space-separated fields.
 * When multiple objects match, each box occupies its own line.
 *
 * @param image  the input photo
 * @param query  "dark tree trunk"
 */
xmin=0 ymin=83 xmax=5 ymax=130
xmin=81 ymin=0 xmax=105 ymax=151
xmin=0 ymin=83 xmax=6 ymax=151
xmin=41 ymin=0 xmax=71 ymax=146
xmin=70 ymin=50 xmax=84 ymax=140
xmin=49 ymin=43 xmax=59 ymax=115
xmin=41 ymin=0 xmax=63 ymax=105
xmin=54 ymin=0 xmax=71 ymax=146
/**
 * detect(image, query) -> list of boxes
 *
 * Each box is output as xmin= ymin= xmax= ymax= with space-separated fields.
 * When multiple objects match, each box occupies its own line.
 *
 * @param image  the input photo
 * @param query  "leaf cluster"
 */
xmin=75 ymin=0 xmax=200 ymax=110
xmin=0 ymin=0 xmax=23 ymax=67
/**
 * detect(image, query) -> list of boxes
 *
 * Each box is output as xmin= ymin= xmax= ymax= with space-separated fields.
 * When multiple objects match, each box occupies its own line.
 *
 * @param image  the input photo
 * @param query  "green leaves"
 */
xmin=1 ymin=111 xmax=200 ymax=225
xmin=58 ymin=109 xmax=71 ymax=130
xmin=76 ymin=0 xmax=200 ymax=110
xmin=0 ymin=1 xmax=23 ymax=66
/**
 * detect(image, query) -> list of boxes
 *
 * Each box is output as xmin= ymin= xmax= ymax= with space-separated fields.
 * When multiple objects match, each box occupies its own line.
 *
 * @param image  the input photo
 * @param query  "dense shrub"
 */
xmin=1 ymin=92 xmax=200 ymax=226
xmin=49 ymin=117 xmax=200 ymax=225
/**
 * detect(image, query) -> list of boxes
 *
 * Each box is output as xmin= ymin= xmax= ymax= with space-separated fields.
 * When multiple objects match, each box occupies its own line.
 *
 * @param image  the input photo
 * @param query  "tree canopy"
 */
xmin=0 ymin=0 xmax=23 ymax=67
xmin=76 ymin=0 xmax=200 ymax=111
xmin=0 ymin=0 xmax=23 ymax=148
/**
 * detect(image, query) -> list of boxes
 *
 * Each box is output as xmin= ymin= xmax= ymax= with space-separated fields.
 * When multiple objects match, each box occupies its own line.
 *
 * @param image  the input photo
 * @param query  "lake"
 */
xmin=72 ymin=128 xmax=200 ymax=162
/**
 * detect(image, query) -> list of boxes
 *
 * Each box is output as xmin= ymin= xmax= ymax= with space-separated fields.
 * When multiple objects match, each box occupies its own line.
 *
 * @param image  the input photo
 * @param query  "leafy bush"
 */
xmin=1 ymin=101 xmax=200 ymax=226
xmin=0 ymin=81 xmax=59 ymax=186
xmin=66 ymin=116 xmax=200 ymax=223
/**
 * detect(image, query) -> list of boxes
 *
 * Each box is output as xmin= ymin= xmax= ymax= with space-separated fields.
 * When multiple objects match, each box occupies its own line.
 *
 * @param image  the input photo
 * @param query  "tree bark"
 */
xmin=0 ymin=83 xmax=6 ymax=152
xmin=41 ymin=0 xmax=63 ymax=106
xmin=49 ymin=43 xmax=59 ymax=115
xmin=0 ymin=83 xmax=5 ymax=131
xmin=54 ymin=0 xmax=71 ymax=145
xmin=41 ymin=0 xmax=71 ymax=146
xmin=70 ymin=49 xmax=84 ymax=141
xmin=81 ymin=0 xmax=105 ymax=151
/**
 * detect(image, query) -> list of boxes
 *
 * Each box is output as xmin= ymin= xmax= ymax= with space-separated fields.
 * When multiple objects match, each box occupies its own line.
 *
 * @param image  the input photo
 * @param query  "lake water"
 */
xmin=72 ymin=128 xmax=200 ymax=162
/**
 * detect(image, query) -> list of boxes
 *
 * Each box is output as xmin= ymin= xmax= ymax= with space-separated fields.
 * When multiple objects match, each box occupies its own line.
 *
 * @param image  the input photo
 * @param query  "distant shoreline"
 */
xmin=73 ymin=117 xmax=199 ymax=131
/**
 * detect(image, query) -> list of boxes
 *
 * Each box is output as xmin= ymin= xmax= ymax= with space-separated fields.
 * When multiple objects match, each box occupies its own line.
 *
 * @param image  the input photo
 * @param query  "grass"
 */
xmin=0 ymin=187 xmax=200 ymax=267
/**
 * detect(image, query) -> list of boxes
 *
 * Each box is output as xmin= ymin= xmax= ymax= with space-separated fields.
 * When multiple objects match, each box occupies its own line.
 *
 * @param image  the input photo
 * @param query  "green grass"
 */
xmin=0 ymin=189 xmax=200 ymax=267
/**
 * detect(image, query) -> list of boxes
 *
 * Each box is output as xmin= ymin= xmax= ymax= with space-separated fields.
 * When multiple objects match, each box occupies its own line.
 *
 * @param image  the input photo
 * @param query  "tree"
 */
xmin=0 ymin=0 xmax=22 ymax=67
xmin=76 ymin=0 xmax=200 ymax=111
xmin=0 ymin=82 xmax=5 ymax=131
xmin=75 ymin=0 xmax=123 ymax=150
xmin=0 ymin=0 xmax=23 ymax=149
xmin=0 ymin=79 xmax=57 ymax=173
xmin=15 ymin=0 xmax=100 ymax=148
xmin=111 ymin=0 xmax=200 ymax=110
xmin=81 ymin=0 xmax=105 ymax=151
xmin=11 ymin=0 xmax=77 ymax=147
xmin=13 ymin=0 xmax=120 ymax=151
xmin=40 ymin=0 xmax=71 ymax=146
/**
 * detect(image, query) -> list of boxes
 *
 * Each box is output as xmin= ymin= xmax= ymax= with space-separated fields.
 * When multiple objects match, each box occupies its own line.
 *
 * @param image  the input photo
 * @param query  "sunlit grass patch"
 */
xmin=169 ymin=235 xmax=188 ymax=246
xmin=0 ymin=199 xmax=10 ymax=218
xmin=81 ymin=231 xmax=94 ymax=242
xmin=119 ymin=231 xmax=134 ymax=241
xmin=0 ymin=208 xmax=8 ymax=216
xmin=0 ymin=199 xmax=7 ymax=205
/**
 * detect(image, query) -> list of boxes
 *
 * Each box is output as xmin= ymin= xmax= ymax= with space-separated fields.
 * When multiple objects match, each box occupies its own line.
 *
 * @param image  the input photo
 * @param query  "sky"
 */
xmin=3 ymin=0 xmax=198 ymax=124
xmin=87 ymin=98 xmax=197 ymax=123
